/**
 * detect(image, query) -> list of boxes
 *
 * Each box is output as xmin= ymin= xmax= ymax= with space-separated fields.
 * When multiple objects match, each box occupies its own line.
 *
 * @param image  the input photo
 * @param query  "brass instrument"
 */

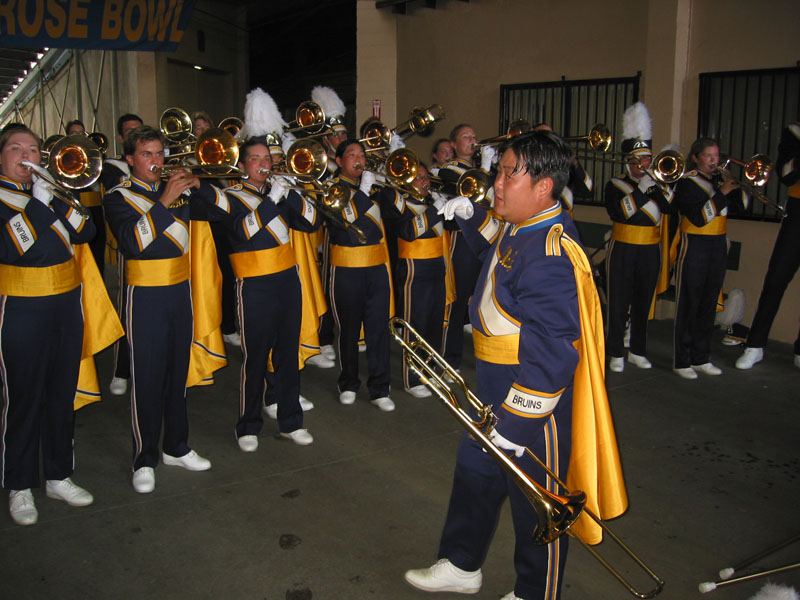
xmin=359 ymin=105 xmax=447 ymax=152
xmin=389 ymin=317 xmax=665 ymax=599
xmin=218 ymin=117 xmax=243 ymax=138
xmin=456 ymin=168 xmax=491 ymax=204
xmin=154 ymin=128 xmax=246 ymax=178
xmin=714 ymin=153 xmax=783 ymax=215
xmin=475 ymin=118 xmax=532 ymax=148
xmin=359 ymin=120 xmax=392 ymax=153
xmin=40 ymin=134 xmax=64 ymax=162
xmin=285 ymin=101 xmax=328 ymax=136
xmin=355 ymin=147 xmax=428 ymax=199
xmin=23 ymin=134 xmax=102 ymax=217
xmin=565 ymin=123 xmax=613 ymax=152
xmin=159 ymin=107 xmax=195 ymax=145
xmin=88 ymin=132 xmax=108 ymax=157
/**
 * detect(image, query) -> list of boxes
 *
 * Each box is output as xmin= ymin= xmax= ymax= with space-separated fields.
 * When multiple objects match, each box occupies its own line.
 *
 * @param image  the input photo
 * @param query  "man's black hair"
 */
xmin=123 ymin=125 xmax=163 ymax=156
xmin=498 ymin=131 xmax=572 ymax=200
xmin=117 ymin=113 xmax=143 ymax=137
xmin=65 ymin=119 xmax=85 ymax=133
xmin=335 ymin=139 xmax=365 ymax=160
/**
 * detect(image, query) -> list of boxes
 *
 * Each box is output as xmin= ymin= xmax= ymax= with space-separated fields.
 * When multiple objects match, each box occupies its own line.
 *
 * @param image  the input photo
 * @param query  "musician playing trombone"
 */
xmin=603 ymin=103 xmax=675 ymax=373
xmin=672 ymin=137 xmax=749 ymax=379
xmin=407 ymin=130 xmax=625 ymax=600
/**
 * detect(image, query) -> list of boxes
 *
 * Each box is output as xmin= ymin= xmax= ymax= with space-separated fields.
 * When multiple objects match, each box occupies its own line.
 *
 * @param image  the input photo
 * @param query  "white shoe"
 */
xmin=45 ymin=478 xmax=93 ymax=506
xmin=339 ymin=391 xmax=356 ymax=405
xmin=162 ymin=450 xmax=211 ymax=471
xmin=132 ymin=467 xmax=155 ymax=494
xmin=9 ymin=490 xmax=37 ymax=526
xmin=405 ymin=385 xmax=432 ymax=398
xmin=237 ymin=435 xmax=258 ymax=452
xmin=609 ymin=357 xmax=624 ymax=372
xmin=263 ymin=402 xmax=278 ymax=420
xmin=299 ymin=395 xmax=314 ymax=412
xmin=405 ymin=558 xmax=482 ymax=594
xmin=795 ymin=354 xmax=800 ymax=369
xmin=371 ymin=397 xmax=395 ymax=412
xmin=109 ymin=376 xmax=128 ymax=396
xmin=222 ymin=332 xmax=241 ymax=347
xmin=673 ymin=367 xmax=698 ymax=380
xmin=692 ymin=362 xmax=722 ymax=376
xmin=320 ymin=344 xmax=336 ymax=361
xmin=358 ymin=343 xmax=366 ymax=353
xmin=627 ymin=352 xmax=652 ymax=369
xmin=500 ymin=593 xmax=523 ymax=600
xmin=735 ymin=347 xmax=763 ymax=370
xmin=623 ymin=323 xmax=631 ymax=348
xmin=280 ymin=428 xmax=314 ymax=446
xmin=306 ymin=353 xmax=335 ymax=368
xmin=463 ymin=323 xmax=473 ymax=334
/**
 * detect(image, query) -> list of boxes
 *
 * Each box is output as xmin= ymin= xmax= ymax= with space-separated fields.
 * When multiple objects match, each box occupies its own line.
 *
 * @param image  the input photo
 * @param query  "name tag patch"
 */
xmin=9 ymin=214 xmax=35 ymax=253
xmin=502 ymin=385 xmax=561 ymax=417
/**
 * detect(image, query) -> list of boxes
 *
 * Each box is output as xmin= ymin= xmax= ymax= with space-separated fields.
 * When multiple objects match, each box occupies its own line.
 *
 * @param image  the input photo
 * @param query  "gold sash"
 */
xmin=611 ymin=223 xmax=660 ymax=245
xmin=126 ymin=255 xmax=190 ymax=286
xmin=472 ymin=330 xmax=520 ymax=365
xmin=0 ymin=258 xmax=81 ymax=296
xmin=329 ymin=243 xmax=386 ymax=268
xmin=679 ymin=215 xmax=727 ymax=235
xmin=398 ymin=236 xmax=445 ymax=259
xmin=229 ymin=244 xmax=296 ymax=279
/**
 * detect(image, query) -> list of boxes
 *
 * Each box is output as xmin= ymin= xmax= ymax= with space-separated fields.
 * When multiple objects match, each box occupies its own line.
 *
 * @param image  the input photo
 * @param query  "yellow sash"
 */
xmin=398 ymin=236 xmax=445 ymax=259
xmin=679 ymin=215 xmax=727 ymax=235
xmin=329 ymin=243 xmax=386 ymax=268
xmin=611 ymin=223 xmax=660 ymax=245
xmin=229 ymin=244 xmax=296 ymax=279
xmin=126 ymin=255 xmax=190 ymax=286
xmin=472 ymin=330 xmax=520 ymax=365
xmin=79 ymin=190 xmax=102 ymax=208
xmin=0 ymin=259 xmax=81 ymax=296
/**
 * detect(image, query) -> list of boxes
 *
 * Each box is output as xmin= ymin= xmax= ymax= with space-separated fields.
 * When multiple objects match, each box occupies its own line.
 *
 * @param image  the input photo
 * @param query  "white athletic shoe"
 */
xmin=627 ymin=352 xmax=652 ymax=369
xmin=320 ymin=345 xmax=336 ymax=361
xmin=735 ymin=347 xmax=763 ymax=370
xmin=609 ymin=357 xmax=624 ymax=372
xmin=222 ymin=332 xmax=241 ymax=347
xmin=404 ymin=559 xmax=482 ymax=594
xmin=795 ymin=354 xmax=800 ymax=369
xmin=339 ymin=391 xmax=356 ymax=405
xmin=306 ymin=354 xmax=335 ymax=368
xmin=109 ymin=377 xmax=128 ymax=396
xmin=405 ymin=385 xmax=432 ymax=398
xmin=371 ymin=397 xmax=395 ymax=412
xmin=691 ymin=362 xmax=722 ymax=376
xmin=673 ymin=367 xmax=698 ymax=380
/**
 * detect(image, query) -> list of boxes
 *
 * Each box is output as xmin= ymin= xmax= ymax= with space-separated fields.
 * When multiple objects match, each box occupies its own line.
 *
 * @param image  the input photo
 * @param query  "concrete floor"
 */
xmin=2 ymin=283 xmax=799 ymax=599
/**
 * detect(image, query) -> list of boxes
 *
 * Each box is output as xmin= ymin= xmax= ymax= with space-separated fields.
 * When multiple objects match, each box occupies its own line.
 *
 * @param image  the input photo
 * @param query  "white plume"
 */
xmin=239 ymin=87 xmax=286 ymax=140
xmin=748 ymin=583 xmax=799 ymax=600
xmin=715 ymin=288 xmax=746 ymax=326
xmin=311 ymin=85 xmax=345 ymax=118
xmin=622 ymin=102 xmax=652 ymax=141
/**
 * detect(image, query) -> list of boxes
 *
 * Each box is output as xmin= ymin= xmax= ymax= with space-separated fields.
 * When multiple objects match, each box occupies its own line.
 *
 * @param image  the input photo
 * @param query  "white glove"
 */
xmin=431 ymin=191 xmax=447 ymax=212
xmin=489 ymin=429 xmax=525 ymax=458
xmin=438 ymin=196 xmax=474 ymax=220
xmin=389 ymin=133 xmax=405 ymax=152
xmin=359 ymin=170 xmax=377 ymax=195
xmin=268 ymin=176 xmax=290 ymax=204
xmin=281 ymin=132 xmax=297 ymax=155
xmin=480 ymin=145 xmax=497 ymax=171
xmin=32 ymin=174 xmax=55 ymax=207
xmin=637 ymin=173 xmax=656 ymax=193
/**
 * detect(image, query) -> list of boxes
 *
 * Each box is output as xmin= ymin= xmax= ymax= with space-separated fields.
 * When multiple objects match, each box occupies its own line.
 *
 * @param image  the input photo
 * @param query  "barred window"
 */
xmin=499 ymin=75 xmax=640 ymax=207
xmin=698 ymin=66 xmax=800 ymax=222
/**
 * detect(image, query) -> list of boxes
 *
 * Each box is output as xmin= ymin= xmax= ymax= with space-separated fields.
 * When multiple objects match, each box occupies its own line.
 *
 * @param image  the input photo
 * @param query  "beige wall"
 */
xmin=359 ymin=0 xmax=800 ymax=344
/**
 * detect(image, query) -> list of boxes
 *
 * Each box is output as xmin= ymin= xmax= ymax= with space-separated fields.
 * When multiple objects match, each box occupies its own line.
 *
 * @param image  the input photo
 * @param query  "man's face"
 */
xmin=239 ymin=143 xmax=271 ymax=186
xmin=628 ymin=154 xmax=651 ymax=179
xmin=452 ymin=127 xmax=476 ymax=161
xmin=193 ymin=118 xmax=211 ymax=137
xmin=693 ymin=145 xmax=720 ymax=175
xmin=126 ymin=138 xmax=164 ymax=184
xmin=432 ymin=141 xmax=453 ymax=166
xmin=493 ymin=149 xmax=555 ymax=224
xmin=67 ymin=124 xmax=86 ymax=136
xmin=119 ymin=119 xmax=143 ymax=143
xmin=325 ymin=130 xmax=347 ymax=155
xmin=336 ymin=143 xmax=366 ymax=179
xmin=411 ymin=165 xmax=430 ymax=196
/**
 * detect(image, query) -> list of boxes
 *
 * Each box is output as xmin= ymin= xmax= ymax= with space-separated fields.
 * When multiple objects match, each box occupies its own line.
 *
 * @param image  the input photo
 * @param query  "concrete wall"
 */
xmin=359 ymin=0 xmax=800 ymax=344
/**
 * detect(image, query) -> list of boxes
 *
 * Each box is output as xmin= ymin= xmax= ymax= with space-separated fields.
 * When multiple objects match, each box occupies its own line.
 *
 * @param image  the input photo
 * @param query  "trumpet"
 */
xmin=23 ymin=134 xmax=103 ymax=218
xmin=389 ymin=317 xmax=665 ymax=599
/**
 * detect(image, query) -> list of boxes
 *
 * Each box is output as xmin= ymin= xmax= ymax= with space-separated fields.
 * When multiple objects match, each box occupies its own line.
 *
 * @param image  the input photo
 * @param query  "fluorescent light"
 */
xmin=193 ymin=65 xmax=202 ymax=70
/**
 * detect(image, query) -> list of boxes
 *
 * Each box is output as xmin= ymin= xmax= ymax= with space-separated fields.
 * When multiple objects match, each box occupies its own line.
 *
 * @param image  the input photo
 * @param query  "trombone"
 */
xmin=714 ymin=153 xmax=784 ymax=216
xmin=23 ymin=134 xmax=103 ymax=218
xmin=389 ymin=317 xmax=665 ymax=599
xmin=285 ymin=101 xmax=328 ymax=136
xmin=565 ymin=123 xmax=613 ymax=153
xmin=475 ymin=118 xmax=532 ymax=148
xmin=218 ymin=116 xmax=243 ymax=138
xmin=154 ymin=128 xmax=246 ymax=179
xmin=160 ymin=107 xmax=195 ymax=146
xmin=358 ymin=104 xmax=447 ymax=152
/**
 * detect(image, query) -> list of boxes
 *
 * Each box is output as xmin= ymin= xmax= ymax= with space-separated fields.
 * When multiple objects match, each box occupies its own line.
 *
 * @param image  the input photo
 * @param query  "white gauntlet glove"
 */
xmin=430 ymin=191 xmax=447 ymax=212
xmin=438 ymin=195 xmax=474 ymax=220
xmin=359 ymin=171 xmax=377 ymax=195
xmin=480 ymin=145 xmax=497 ymax=172
xmin=281 ymin=132 xmax=297 ymax=155
xmin=389 ymin=133 xmax=405 ymax=152
xmin=32 ymin=174 xmax=55 ymax=207
xmin=637 ymin=173 xmax=656 ymax=193
xmin=489 ymin=429 xmax=525 ymax=458
xmin=268 ymin=176 xmax=290 ymax=204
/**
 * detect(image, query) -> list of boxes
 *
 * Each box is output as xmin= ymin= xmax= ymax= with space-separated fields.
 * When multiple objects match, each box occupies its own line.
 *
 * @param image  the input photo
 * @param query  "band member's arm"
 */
xmin=604 ymin=177 xmax=674 ymax=224
xmin=495 ymin=253 xmax=581 ymax=449
xmin=280 ymin=189 xmax=321 ymax=232
xmin=104 ymin=189 xmax=185 ymax=257
xmin=675 ymin=176 xmax=747 ymax=227
xmin=453 ymin=203 xmax=503 ymax=260
xmin=392 ymin=198 xmax=443 ymax=241
xmin=777 ymin=123 xmax=800 ymax=187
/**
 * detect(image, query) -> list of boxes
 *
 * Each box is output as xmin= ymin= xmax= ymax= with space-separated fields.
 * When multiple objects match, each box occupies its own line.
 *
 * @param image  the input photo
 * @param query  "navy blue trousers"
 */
xmin=0 ymin=288 xmax=83 ymax=489
xmin=442 ymin=231 xmax=482 ymax=369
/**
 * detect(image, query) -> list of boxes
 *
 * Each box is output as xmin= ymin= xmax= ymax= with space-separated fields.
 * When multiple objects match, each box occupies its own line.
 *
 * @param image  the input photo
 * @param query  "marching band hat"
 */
xmin=621 ymin=102 xmax=653 ymax=157
xmin=311 ymin=86 xmax=347 ymax=134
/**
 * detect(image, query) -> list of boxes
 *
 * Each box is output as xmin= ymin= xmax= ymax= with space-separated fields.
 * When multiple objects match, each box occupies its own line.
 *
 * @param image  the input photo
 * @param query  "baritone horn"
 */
xmin=23 ymin=134 xmax=102 ymax=218
xmin=388 ymin=317 xmax=665 ymax=599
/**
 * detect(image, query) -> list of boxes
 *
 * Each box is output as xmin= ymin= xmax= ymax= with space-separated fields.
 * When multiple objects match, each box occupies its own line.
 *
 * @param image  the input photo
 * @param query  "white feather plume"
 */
xmin=715 ymin=288 xmax=745 ymax=326
xmin=622 ymin=102 xmax=652 ymax=142
xmin=311 ymin=86 xmax=345 ymax=118
xmin=748 ymin=583 xmax=799 ymax=600
xmin=239 ymin=87 xmax=286 ymax=140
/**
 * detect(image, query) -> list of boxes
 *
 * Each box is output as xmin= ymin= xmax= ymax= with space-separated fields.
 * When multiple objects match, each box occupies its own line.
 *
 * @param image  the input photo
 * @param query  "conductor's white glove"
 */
xmin=431 ymin=191 xmax=447 ymax=212
xmin=489 ymin=429 xmax=525 ymax=458
xmin=480 ymin=145 xmax=497 ymax=171
xmin=637 ymin=173 xmax=656 ymax=193
xmin=32 ymin=174 xmax=55 ymax=207
xmin=389 ymin=133 xmax=405 ymax=152
xmin=438 ymin=195 xmax=474 ymax=220
xmin=359 ymin=170 xmax=377 ymax=195
xmin=268 ymin=176 xmax=290 ymax=204
xmin=281 ymin=132 xmax=297 ymax=155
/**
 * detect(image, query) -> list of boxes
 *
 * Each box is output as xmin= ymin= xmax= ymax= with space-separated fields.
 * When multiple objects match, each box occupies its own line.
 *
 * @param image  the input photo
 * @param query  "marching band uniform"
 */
xmin=673 ymin=162 xmax=749 ymax=374
xmin=104 ymin=174 xmax=228 ymax=481
xmin=737 ymin=122 xmax=800 ymax=368
xmin=222 ymin=181 xmax=320 ymax=445
xmin=327 ymin=174 xmax=401 ymax=409
xmin=0 ymin=171 xmax=96 ymax=519
xmin=393 ymin=190 xmax=447 ymax=394
xmin=560 ymin=161 xmax=593 ymax=214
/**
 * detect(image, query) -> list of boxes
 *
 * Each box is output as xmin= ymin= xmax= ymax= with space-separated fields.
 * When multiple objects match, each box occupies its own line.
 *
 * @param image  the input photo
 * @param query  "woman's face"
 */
xmin=693 ymin=144 xmax=720 ymax=175
xmin=336 ymin=143 xmax=366 ymax=179
xmin=0 ymin=131 xmax=40 ymax=184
